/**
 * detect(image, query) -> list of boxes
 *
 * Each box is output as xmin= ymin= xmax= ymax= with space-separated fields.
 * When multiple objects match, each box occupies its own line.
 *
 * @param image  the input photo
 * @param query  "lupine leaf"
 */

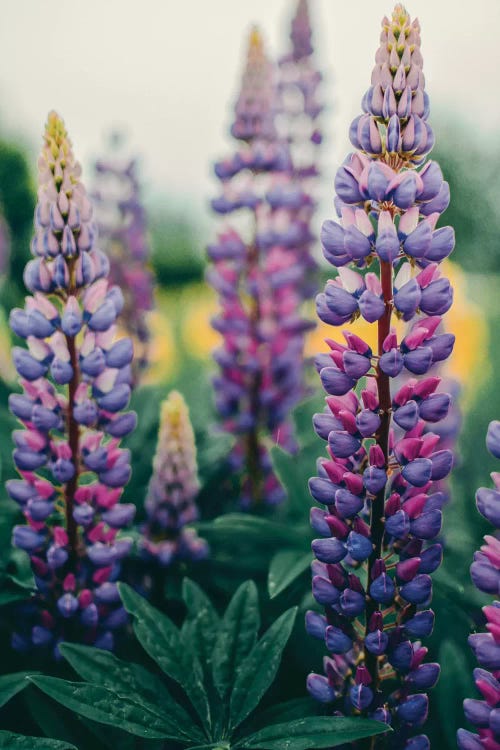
xmin=212 ymin=580 xmax=260 ymax=700
xmin=59 ymin=643 xmax=200 ymax=742
xmin=270 ymin=442 xmax=318 ymax=522
xmin=246 ymin=698 xmax=321 ymax=731
xmin=236 ymin=716 xmax=391 ymax=749
xmin=24 ymin=688 xmax=107 ymax=750
xmin=436 ymin=639 xmax=475 ymax=749
xmin=201 ymin=515 xmax=304 ymax=546
xmin=118 ymin=582 xmax=211 ymax=732
xmin=0 ymin=731 xmax=77 ymax=749
xmin=0 ymin=672 xmax=31 ymax=708
xmin=229 ymin=607 xmax=297 ymax=730
xmin=182 ymin=578 xmax=220 ymax=674
xmin=28 ymin=675 xmax=187 ymax=741
xmin=268 ymin=550 xmax=311 ymax=599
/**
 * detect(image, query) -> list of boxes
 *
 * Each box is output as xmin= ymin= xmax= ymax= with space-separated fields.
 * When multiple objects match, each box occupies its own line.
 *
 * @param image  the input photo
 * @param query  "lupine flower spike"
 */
xmin=141 ymin=390 xmax=208 ymax=566
xmin=306 ymin=7 xmax=455 ymax=748
xmin=457 ymin=422 xmax=500 ymax=750
xmin=209 ymin=27 xmax=314 ymax=508
xmin=92 ymin=133 xmax=154 ymax=383
xmin=8 ymin=112 xmax=136 ymax=657
xmin=277 ymin=0 xmax=323 ymax=297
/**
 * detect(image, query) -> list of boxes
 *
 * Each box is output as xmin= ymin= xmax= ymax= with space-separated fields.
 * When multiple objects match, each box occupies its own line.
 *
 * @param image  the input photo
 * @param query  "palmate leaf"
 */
xmin=0 ymin=731 xmax=77 ymax=749
xmin=212 ymin=580 xmax=260 ymax=701
xmin=229 ymin=607 xmax=298 ymax=731
xmin=236 ymin=716 xmax=391 ymax=749
xmin=27 ymin=675 xmax=186 ymax=741
xmin=182 ymin=578 xmax=221 ymax=676
xmin=0 ymin=672 xmax=31 ymax=708
xmin=119 ymin=582 xmax=211 ymax=732
xmin=59 ymin=643 xmax=200 ymax=742
xmin=267 ymin=550 xmax=311 ymax=600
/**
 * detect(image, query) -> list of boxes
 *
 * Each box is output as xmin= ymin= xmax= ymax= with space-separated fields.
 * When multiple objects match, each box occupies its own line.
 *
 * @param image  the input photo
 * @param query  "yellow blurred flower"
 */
xmin=141 ymin=305 xmax=178 ymax=385
xmin=180 ymin=283 xmax=220 ymax=360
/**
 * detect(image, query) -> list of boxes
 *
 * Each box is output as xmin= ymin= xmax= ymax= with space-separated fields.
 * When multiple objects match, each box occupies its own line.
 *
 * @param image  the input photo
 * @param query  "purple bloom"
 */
xmin=9 ymin=113 xmax=135 ymax=656
xmin=307 ymin=8 xmax=454 ymax=745
xmin=92 ymin=133 xmax=154 ymax=383
xmin=209 ymin=26 xmax=317 ymax=507
xmin=459 ymin=423 xmax=500 ymax=748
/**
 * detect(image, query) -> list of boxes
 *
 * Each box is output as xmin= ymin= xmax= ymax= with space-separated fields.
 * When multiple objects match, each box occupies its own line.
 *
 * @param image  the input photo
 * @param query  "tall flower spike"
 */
xmin=277 ymin=0 xmax=323 ymax=297
xmin=141 ymin=390 xmax=208 ymax=566
xmin=458 ymin=422 xmax=500 ymax=750
xmin=8 ymin=112 xmax=136 ymax=657
xmin=209 ymin=27 xmax=315 ymax=508
xmin=92 ymin=133 xmax=154 ymax=383
xmin=307 ymin=7 xmax=455 ymax=748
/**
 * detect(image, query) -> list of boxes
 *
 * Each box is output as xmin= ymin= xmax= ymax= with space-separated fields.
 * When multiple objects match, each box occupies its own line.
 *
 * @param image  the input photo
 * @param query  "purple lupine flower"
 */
xmin=92 ymin=133 xmax=154 ymax=383
xmin=141 ymin=390 xmax=208 ymax=566
xmin=209 ymin=28 xmax=315 ymax=507
xmin=458 ymin=422 xmax=500 ymax=750
xmin=8 ymin=112 xmax=136 ymax=657
xmin=307 ymin=7 xmax=455 ymax=747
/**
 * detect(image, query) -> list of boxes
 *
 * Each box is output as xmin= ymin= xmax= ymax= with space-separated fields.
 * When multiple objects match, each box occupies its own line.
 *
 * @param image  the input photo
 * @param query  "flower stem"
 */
xmin=365 ymin=259 xmax=393 ymax=691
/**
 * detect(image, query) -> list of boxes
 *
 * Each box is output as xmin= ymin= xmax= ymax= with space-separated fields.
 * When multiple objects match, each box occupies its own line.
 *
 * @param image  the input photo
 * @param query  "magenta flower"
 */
xmin=307 ymin=6 xmax=455 ymax=746
xmin=8 ymin=112 xmax=136 ymax=657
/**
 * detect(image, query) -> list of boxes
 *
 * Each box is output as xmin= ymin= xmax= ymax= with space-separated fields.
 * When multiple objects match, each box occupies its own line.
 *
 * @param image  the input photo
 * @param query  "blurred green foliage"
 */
xmin=433 ymin=120 xmax=500 ymax=272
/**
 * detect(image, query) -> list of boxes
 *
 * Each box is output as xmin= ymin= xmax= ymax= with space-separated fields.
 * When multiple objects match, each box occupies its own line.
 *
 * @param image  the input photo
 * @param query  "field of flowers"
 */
xmin=0 ymin=2 xmax=498 ymax=749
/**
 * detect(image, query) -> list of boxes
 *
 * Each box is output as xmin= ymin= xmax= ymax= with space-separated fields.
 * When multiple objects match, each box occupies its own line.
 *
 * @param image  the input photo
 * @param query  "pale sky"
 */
xmin=1 ymin=0 xmax=499 ymax=220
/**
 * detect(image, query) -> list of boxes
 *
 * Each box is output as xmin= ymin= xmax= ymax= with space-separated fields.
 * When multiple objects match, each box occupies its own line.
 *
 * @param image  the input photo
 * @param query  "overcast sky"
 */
xmin=0 ymin=0 xmax=498 ymax=219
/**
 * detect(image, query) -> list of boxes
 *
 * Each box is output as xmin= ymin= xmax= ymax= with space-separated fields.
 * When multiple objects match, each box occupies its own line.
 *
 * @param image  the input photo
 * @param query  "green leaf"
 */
xmin=202 ymin=515 xmax=304 ymax=547
xmin=212 ymin=580 xmax=260 ymax=700
xmin=119 ymin=582 xmax=211 ymax=732
xmin=246 ymin=698 xmax=320 ymax=731
xmin=237 ymin=717 xmax=391 ymax=749
xmin=229 ymin=606 xmax=297 ymax=730
xmin=182 ymin=578 xmax=220 ymax=674
xmin=0 ymin=731 xmax=77 ymax=749
xmin=436 ymin=639 xmax=475 ymax=749
xmin=59 ymin=643 xmax=201 ymax=742
xmin=0 ymin=672 xmax=31 ymax=708
xmin=28 ymin=675 xmax=187 ymax=741
xmin=270 ymin=442 xmax=318 ymax=521
xmin=268 ymin=550 xmax=311 ymax=599
xmin=24 ymin=688 xmax=108 ymax=750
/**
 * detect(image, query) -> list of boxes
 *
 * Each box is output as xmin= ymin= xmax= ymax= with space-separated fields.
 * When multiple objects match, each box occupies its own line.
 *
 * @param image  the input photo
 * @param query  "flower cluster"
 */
xmin=458 ymin=422 xmax=500 ymax=750
xmin=141 ymin=390 xmax=208 ymax=566
xmin=8 ymin=112 xmax=136 ymax=656
xmin=209 ymin=27 xmax=314 ymax=507
xmin=306 ymin=6 xmax=455 ymax=747
xmin=92 ymin=135 xmax=153 ymax=382
xmin=278 ymin=0 xmax=322 ymax=175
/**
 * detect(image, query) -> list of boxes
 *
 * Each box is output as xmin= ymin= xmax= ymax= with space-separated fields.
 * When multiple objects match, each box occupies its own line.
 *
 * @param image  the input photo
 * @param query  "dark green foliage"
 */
xmin=25 ymin=581 xmax=387 ymax=750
